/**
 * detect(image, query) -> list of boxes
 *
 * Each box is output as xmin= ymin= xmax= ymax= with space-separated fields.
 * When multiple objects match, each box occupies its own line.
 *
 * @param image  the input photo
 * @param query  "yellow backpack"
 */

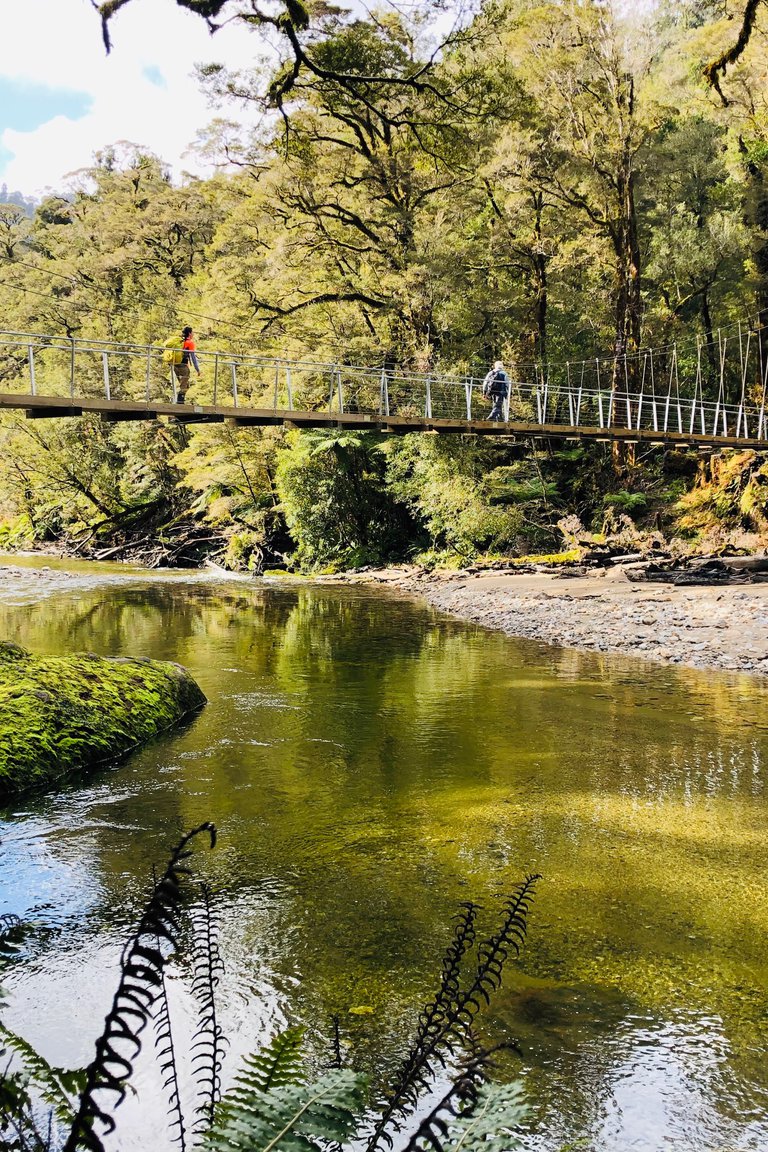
xmin=162 ymin=336 xmax=184 ymax=366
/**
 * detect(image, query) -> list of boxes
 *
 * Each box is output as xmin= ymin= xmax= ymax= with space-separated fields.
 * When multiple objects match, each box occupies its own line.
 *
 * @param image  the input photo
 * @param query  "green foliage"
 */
xmin=675 ymin=451 xmax=768 ymax=538
xmin=3 ymin=0 xmax=768 ymax=565
xmin=204 ymin=1069 xmax=367 ymax=1152
xmin=386 ymin=437 xmax=533 ymax=559
xmin=231 ymin=1028 xmax=306 ymax=1095
xmin=0 ymin=1021 xmax=85 ymax=1129
xmin=0 ymin=824 xmax=537 ymax=1152
xmin=602 ymin=491 xmax=649 ymax=517
xmin=405 ymin=1081 xmax=527 ymax=1152
xmin=276 ymin=431 xmax=415 ymax=569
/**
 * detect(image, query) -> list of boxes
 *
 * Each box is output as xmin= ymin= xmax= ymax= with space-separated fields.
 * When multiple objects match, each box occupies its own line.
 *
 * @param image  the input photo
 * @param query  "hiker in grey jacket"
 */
xmin=482 ymin=360 xmax=509 ymax=421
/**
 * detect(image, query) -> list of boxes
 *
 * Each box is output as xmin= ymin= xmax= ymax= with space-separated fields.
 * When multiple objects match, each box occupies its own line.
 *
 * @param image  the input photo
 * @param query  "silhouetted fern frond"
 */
xmin=367 ymin=877 xmax=539 ymax=1149
xmin=329 ymin=1015 xmax=343 ymax=1070
xmin=191 ymin=880 xmax=226 ymax=1132
xmin=154 ymin=963 xmax=186 ymax=1152
xmin=369 ymin=901 xmax=479 ymax=1142
xmin=460 ymin=875 xmax=540 ymax=1022
xmin=0 ymin=914 xmax=22 ymax=942
xmin=202 ymin=1068 xmax=367 ymax=1152
xmin=62 ymin=822 xmax=216 ymax=1152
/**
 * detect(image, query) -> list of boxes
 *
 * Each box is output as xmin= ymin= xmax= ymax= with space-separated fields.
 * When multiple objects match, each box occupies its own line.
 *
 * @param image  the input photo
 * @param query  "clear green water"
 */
xmin=1 ymin=563 xmax=767 ymax=1151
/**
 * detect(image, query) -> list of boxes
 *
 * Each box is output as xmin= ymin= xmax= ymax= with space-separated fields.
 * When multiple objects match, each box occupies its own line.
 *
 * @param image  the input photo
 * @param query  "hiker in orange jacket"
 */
xmin=174 ymin=326 xmax=201 ymax=403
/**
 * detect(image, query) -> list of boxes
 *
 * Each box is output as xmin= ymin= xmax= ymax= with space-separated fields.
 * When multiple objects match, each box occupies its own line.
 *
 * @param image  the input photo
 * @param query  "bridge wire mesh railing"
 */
xmin=0 ymin=328 xmax=767 ymax=440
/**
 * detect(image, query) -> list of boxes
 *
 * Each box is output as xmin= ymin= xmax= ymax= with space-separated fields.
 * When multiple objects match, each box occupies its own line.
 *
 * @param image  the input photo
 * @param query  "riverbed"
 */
xmin=1 ymin=559 xmax=767 ymax=1151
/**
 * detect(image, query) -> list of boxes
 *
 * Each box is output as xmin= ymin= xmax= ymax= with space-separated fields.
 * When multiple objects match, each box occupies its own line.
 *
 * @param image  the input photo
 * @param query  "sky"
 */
xmin=0 ymin=0 xmax=265 ymax=197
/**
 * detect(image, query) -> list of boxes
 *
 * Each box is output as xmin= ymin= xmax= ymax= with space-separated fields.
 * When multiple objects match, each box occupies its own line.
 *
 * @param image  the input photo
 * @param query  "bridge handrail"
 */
xmin=1 ymin=327 xmax=766 ymax=445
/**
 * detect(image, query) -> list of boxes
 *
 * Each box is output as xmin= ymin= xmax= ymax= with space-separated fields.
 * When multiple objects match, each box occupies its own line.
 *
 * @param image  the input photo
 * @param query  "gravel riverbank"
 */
xmin=351 ymin=565 xmax=768 ymax=676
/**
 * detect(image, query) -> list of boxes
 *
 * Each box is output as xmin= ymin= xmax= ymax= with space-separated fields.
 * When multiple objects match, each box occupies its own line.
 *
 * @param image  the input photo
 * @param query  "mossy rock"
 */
xmin=0 ymin=642 xmax=206 ymax=797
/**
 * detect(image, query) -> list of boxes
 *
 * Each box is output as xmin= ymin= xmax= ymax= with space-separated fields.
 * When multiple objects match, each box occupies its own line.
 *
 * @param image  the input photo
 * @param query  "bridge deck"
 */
xmin=1 ymin=391 xmax=765 ymax=450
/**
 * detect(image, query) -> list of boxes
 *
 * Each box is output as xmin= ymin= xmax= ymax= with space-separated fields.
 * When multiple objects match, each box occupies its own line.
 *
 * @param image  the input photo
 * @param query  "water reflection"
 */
xmin=0 ymin=571 xmax=767 ymax=1150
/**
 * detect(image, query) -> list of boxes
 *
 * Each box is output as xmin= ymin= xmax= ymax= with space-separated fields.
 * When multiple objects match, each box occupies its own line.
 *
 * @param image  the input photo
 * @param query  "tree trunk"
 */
xmin=531 ymin=191 xmax=548 ymax=373
xmin=739 ymin=139 xmax=768 ymax=383
xmin=700 ymin=286 xmax=718 ymax=389
xmin=611 ymin=75 xmax=642 ymax=391
xmin=612 ymin=166 xmax=642 ymax=375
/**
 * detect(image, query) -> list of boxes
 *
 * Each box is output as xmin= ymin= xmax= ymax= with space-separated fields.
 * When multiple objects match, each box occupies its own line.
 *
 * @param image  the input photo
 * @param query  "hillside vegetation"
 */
xmin=1 ymin=0 xmax=768 ymax=571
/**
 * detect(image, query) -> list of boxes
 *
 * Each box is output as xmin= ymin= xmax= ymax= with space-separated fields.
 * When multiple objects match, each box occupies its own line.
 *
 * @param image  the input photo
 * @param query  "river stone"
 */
xmin=0 ymin=642 xmax=206 ymax=796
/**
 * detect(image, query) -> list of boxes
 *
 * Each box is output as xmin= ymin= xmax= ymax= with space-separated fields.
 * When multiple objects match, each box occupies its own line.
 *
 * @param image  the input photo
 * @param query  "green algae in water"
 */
xmin=0 ymin=639 xmax=206 ymax=794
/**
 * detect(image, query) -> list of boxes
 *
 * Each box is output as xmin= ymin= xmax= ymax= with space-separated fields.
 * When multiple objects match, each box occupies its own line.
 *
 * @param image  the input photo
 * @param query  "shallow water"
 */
xmin=1 ymin=564 xmax=767 ymax=1150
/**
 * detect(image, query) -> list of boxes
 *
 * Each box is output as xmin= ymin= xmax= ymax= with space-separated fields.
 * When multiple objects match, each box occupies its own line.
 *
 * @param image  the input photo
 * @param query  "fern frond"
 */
xmin=191 ymin=881 xmax=226 ymax=1132
xmin=461 ymin=876 xmax=540 ymax=1020
xmin=368 ymin=902 xmax=480 ymax=1142
xmin=202 ymin=1069 xmax=367 ymax=1152
xmin=404 ymin=1082 xmax=527 ymax=1152
xmin=329 ymin=1016 xmax=343 ymax=1070
xmin=368 ymin=878 xmax=538 ymax=1149
xmin=0 ymin=1065 xmax=38 ymax=1151
xmin=0 ymin=1021 xmax=84 ymax=1127
xmin=229 ymin=1028 xmax=305 ymax=1099
xmin=153 ymin=963 xmax=187 ymax=1152
xmin=0 ymin=914 xmax=22 ymax=942
xmin=63 ymin=822 xmax=217 ymax=1152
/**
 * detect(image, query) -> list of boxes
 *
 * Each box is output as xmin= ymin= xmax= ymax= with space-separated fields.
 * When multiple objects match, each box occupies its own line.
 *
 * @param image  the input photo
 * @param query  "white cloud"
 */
xmin=0 ymin=0 xmax=266 ymax=195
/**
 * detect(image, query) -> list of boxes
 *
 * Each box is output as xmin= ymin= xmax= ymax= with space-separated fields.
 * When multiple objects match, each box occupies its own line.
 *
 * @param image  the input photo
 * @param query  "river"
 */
xmin=1 ymin=558 xmax=767 ymax=1151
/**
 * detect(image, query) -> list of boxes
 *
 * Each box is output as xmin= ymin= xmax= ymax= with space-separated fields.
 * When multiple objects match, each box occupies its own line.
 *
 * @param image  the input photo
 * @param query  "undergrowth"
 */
xmin=0 ymin=826 xmax=540 ymax=1152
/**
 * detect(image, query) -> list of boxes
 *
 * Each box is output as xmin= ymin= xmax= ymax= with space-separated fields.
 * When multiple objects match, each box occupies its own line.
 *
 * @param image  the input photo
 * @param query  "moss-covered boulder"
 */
xmin=0 ymin=641 xmax=206 ymax=796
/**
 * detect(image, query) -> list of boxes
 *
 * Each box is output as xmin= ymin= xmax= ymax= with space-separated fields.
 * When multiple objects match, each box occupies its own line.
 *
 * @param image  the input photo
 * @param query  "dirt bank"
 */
xmin=345 ymin=565 xmax=768 ymax=676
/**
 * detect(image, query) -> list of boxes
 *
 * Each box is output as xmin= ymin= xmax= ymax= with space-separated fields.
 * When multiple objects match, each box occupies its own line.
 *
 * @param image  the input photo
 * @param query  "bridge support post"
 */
xmin=566 ymin=363 xmax=574 ymax=426
xmin=425 ymin=376 xmax=432 ymax=419
xmin=69 ymin=339 xmax=76 ymax=400
xmin=27 ymin=344 xmax=36 ymax=396
xmin=102 ymin=352 xmax=110 ymax=400
xmin=380 ymin=369 xmax=389 ymax=417
xmin=231 ymin=361 xmax=238 ymax=407
xmin=213 ymin=353 xmax=219 ymax=405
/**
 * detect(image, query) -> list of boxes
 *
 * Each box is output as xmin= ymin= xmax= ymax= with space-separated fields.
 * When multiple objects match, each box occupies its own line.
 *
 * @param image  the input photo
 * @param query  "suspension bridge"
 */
xmin=1 ymin=328 xmax=768 ymax=450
